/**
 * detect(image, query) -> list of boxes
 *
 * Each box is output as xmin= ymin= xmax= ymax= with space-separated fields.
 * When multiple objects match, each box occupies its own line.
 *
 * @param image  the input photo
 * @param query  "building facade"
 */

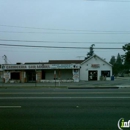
xmin=0 ymin=54 xmax=112 ymax=83
xmin=80 ymin=54 xmax=112 ymax=81
xmin=1 ymin=61 xmax=82 ymax=83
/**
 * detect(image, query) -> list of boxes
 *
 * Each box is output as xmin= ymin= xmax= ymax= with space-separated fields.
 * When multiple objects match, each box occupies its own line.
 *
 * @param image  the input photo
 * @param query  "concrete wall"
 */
xmin=80 ymin=57 xmax=112 ymax=81
xmin=0 ymin=71 xmax=3 ymax=78
xmin=36 ymin=70 xmax=42 ymax=82
xmin=45 ymin=70 xmax=54 ymax=80
xmin=20 ymin=71 xmax=24 ymax=83
xmin=44 ymin=69 xmax=73 ymax=80
xmin=58 ymin=70 xmax=73 ymax=80
xmin=0 ymin=71 xmax=3 ymax=83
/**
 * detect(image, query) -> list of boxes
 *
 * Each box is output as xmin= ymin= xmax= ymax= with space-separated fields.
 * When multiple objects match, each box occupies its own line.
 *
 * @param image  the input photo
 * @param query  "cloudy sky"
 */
xmin=0 ymin=0 xmax=130 ymax=64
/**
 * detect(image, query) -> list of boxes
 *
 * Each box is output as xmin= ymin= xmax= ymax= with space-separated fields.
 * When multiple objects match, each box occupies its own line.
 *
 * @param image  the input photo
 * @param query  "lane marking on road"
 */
xmin=0 ymin=92 xmax=130 ymax=95
xmin=0 ymin=97 xmax=130 ymax=99
xmin=0 ymin=106 xmax=21 ymax=108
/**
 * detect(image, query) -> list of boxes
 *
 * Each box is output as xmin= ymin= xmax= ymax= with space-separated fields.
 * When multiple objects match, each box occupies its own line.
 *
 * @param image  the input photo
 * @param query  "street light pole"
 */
xmin=2 ymin=64 xmax=4 ymax=87
xmin=35 ymin=69 xmax=37 ymax=87
xmin=54 ymin=70 xmax=56 ymax=87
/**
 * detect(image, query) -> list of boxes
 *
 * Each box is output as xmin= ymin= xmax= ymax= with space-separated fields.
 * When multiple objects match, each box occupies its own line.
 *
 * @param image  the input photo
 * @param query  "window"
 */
xmin=42 ymin=70 xmax=45 ymax=79
xmin=101 ymin=71 xmax=110 ymax=77
xmin=11 ymin=72 xmax=20 ymax=80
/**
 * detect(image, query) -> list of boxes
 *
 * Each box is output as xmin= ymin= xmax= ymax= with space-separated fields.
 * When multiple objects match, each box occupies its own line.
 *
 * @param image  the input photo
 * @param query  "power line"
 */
xmin=0 ymin=39 xmax=127 ymax=44
xmin=85 ymin=0 xmax=130 ymax=2
xmin=0 ymin=25 xmax=94 ymax=32
xmin=0 ymin=25 xmax=130 ymax=33
xmin=0 ymin=43 xmax=122 ymax=49
xmin=0 ymin=31 xmax=130 ymax=34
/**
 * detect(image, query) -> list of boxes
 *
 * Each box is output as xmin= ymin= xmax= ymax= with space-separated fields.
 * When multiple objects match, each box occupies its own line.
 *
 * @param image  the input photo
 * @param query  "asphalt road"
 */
xmin=0 ymin=88 xmax=130 ymax=130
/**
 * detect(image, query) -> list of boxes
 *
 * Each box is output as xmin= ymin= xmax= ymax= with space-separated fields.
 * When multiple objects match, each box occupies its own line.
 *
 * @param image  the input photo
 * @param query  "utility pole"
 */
xmin=2 ymin=55 xmax=8 ymax=64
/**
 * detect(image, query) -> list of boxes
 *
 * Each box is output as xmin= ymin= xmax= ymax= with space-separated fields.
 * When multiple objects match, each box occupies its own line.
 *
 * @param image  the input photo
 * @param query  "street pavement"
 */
xmin=0 ymin=88 xmax=130 ymax=130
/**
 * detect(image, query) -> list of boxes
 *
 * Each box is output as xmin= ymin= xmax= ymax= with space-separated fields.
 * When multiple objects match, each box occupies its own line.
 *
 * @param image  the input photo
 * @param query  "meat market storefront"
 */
xmin=2 ymin=63 xmax=80 ymax=83
xmin=1 ymin=54 xmax=112 ymax=83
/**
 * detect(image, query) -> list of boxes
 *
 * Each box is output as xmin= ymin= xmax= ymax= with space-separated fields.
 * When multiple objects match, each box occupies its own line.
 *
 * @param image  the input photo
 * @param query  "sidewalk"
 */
xmin=114 ymin=77 xmax=130 ymax=80
xmin=0 ymin=79 xmax=130 ymax=89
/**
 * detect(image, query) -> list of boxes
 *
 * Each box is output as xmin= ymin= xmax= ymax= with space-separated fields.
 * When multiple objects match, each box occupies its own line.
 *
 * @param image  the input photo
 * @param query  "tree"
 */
xmin=109 ymin=56 xmax=116 ymax=65
xmin=116 ymin=53 xmax=122 ymax=65
xmin=109 ymin=54 xmax=123 ymax=76
xmin=109 ymin=56 xmax=117 ymax=75
xmin=85 ymin=44 xmax=95 ymax=60
xmin=122 ymin=43 xmax=130 ymax=73
xmin=122 ymin=43 xmax=130 ymax=66
xmin=87 ymin=44 xmax=95 ymax=57
xmin=115 ymin=53 xmax=123 ymax=75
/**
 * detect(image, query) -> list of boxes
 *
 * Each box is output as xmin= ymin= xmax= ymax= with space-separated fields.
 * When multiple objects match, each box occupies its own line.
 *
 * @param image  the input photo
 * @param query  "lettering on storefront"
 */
xmin=50 ymin=64 xmax=79 ymax=69
xmin=28 ymin=65 xmax=36 ymax=69
xmin=2 ymin=64 xmax=80 ymax=70
xmin=2 ymin=64 xmax=51 ymax=70
xmin=37 ymin=65 xmax=50 ymax=69
xmin=91 ymin=64 xmax=100 ymax=68
xmin=5 ymin=65 xmax=27 ymax=69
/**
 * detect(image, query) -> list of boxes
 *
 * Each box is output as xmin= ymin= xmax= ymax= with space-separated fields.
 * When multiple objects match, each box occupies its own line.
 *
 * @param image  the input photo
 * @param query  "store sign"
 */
xmin=2 ymin=64 xmax=50 ymax=70
xmin=2 ymin=64 xmax=80 ymax=70
xmin=91 ymin=64 xmax=100 ymax=68
xmin=4 ymin=72 xmax=10 ymax=83
xmin=51 ymin=64 xmax=73 ymax=69
xmin=73 ymin=70 xmax=79 ymax=82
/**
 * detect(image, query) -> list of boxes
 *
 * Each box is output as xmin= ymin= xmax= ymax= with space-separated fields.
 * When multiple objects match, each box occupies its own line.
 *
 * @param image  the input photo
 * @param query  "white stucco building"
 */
xmin=80 ymin=54 xmax=112 ymax=81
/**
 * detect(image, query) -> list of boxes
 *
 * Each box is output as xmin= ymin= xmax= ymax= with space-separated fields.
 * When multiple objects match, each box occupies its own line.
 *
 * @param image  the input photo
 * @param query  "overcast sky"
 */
xmin=0 ymin=0 xmax=130 ymax=64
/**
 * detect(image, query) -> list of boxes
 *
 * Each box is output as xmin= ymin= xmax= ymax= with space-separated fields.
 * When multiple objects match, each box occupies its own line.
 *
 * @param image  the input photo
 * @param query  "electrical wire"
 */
xmin=0 ymin=25 xmax=95 ymax=31
xmin=85 ymin=0 xmax=130 ymax=2
xmin=0 ymin=43 xmax=122 ymax=49
xmin=0 ymin=25 xmax=130 ymax=33
xmin=0 ymin=39 xmax=127 ymax=44
xmin=0 ymin=31 xmax=130 ymax=34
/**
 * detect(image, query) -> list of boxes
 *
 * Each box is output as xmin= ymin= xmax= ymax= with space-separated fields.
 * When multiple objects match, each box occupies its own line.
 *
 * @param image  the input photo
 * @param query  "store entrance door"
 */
xmin=88 ymin=71 xmax=98 ymax=81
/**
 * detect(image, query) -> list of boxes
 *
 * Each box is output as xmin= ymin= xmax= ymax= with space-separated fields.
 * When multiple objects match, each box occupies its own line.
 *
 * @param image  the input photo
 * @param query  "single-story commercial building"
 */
xmin=0 ymin=54 xmax=112 ymax=83
xmin=80 ymin=54 xmax=112 ymax=81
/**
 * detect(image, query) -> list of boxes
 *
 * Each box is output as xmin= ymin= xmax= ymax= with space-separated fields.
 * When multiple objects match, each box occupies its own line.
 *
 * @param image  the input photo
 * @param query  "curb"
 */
xmin=68 ymin=87 xmax=119 ymax=89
